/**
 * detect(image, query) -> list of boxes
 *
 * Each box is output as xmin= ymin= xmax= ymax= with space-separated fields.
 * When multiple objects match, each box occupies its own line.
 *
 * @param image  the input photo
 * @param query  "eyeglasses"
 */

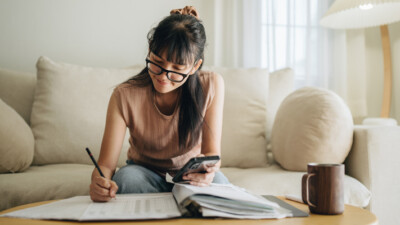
xmin=145 ymin=59 xmax=193 ymax=83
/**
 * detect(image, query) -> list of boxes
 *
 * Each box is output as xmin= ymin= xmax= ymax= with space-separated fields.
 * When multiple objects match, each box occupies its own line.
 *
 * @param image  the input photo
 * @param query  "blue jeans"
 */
xmin=112 ymin=160 xmax=230 ymax=194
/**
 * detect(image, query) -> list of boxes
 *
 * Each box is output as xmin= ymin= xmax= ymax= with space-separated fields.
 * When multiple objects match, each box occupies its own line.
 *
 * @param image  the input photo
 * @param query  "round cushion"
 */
xmin=0 ymin=98 xmax=34 ymax=173
xmin=271 ymin=87 xmax=353 ymax=171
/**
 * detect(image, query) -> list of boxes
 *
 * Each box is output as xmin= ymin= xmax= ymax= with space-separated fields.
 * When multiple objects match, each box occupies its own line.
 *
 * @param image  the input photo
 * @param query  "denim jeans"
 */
xmin=112 ymin=160 xmax=230 ymax=194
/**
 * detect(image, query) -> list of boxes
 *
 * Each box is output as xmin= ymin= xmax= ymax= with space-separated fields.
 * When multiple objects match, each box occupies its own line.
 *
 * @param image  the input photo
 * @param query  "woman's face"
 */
xmin=148 ymin=51 xmax=201 ymax=94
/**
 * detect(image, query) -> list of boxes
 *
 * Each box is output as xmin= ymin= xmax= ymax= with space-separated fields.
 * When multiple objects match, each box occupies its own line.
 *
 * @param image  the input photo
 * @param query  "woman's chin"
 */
xmin=153 ymin=82 xmax=171 ymax=94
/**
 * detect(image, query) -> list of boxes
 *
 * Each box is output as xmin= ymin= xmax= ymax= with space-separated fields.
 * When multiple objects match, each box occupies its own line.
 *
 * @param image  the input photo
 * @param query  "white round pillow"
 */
xmin=271 ymin=87 xmax=353 ymax=171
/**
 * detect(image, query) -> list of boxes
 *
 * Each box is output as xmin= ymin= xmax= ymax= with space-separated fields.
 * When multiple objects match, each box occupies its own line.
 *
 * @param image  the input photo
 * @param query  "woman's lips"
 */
xmin=156 ymin=79 xmax=169 ymax=85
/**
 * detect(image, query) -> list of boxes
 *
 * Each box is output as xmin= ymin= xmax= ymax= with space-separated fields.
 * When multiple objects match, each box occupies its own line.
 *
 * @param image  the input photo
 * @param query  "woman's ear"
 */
xmin=191 ymin=59 xmax=203 ymax=75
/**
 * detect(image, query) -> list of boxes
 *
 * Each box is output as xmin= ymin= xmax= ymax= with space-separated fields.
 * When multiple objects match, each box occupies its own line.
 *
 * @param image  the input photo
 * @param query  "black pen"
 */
xmin=85 ymin=147 xmax=105 ymax=178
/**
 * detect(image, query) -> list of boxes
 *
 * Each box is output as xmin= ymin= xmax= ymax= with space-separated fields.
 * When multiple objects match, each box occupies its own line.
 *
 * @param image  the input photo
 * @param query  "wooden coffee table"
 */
xmin=0 ymin=197 xmax=378 ymax=225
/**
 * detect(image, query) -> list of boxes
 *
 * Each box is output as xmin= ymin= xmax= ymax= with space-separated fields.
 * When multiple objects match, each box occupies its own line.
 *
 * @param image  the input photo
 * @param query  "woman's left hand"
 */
xmin=182 ymin=154 xmax=219 ymax=187
xmin=182 ymin=165 xmax=218 ymax=186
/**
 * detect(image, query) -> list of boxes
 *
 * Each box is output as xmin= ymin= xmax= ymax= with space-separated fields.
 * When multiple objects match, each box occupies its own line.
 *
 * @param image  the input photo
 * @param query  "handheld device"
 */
xmin=172 ymin=155 xmax=220 ymax=183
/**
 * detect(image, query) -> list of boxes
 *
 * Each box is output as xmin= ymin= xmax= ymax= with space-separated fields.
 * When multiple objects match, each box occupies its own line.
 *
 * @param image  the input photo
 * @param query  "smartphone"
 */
xmin=172 ymin=155 xmax=220 ymax=183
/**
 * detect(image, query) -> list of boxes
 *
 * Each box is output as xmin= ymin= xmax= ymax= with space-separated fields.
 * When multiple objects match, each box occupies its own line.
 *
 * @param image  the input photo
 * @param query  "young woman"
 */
xmin=89 ymin=6 xmax=229 ymax=202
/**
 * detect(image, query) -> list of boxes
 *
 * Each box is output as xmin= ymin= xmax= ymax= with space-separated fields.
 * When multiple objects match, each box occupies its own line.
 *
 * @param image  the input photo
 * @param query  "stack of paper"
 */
xmin=1 ymin=183 xmax=294 ymax=221
xmin=173 ymin=183 xmax=292 ymax=219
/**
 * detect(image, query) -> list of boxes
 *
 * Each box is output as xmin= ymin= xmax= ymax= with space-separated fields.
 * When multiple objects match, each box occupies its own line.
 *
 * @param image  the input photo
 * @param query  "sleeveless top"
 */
xmin=112 ymin=70 xmax=217 ymax=175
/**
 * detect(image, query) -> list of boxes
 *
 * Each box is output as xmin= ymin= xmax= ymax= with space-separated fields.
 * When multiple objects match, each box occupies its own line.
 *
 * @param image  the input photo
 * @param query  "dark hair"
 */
xmin=127 ymin=13 xmax=207 ymax=151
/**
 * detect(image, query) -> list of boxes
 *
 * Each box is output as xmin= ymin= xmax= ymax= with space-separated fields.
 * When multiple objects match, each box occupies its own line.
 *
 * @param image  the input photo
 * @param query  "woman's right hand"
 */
xmin=89 ymin=175 xmax=118 ymax=202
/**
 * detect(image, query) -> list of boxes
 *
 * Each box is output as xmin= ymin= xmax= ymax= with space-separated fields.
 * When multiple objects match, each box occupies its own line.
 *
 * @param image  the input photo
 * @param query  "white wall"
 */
xmin=1 ymin=0 xmax=400 ymax=121
xmin=0 ymin=0 xmax=214 ymax=72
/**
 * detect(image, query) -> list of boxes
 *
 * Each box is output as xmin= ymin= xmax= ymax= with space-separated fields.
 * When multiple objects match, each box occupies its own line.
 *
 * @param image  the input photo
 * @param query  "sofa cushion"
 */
xmin=271 ymin=87 xmax=354 ymax=171
xmin=0 ymin=165 xmax=370 ymax=211
xmin=0 ymin=99 xmax=34 ymax=173
xmin=204 ymin=67 xmax=269 ymax=168
xmin=266 ymin=68 xmax=294 ymax=141
xmin=31 ymin=56 xmax=141 ymax=166
xmin=0 ymin=164 xmax=92 ymax=211
xmin=221 ymin=164 xmax=371 ymax=208
xmin=0 ymin=68 xmax=36 ymax=125
xmin=266 ymin=68 xmax=294 ymax=163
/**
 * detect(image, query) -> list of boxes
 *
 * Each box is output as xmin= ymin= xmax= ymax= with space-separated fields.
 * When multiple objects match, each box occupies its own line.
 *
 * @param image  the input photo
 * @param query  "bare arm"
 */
xmin=201 ymin=73 xmax=224 ymax=159
xmin=90 ymin=91 xmax=127 ymax=201
xmin=185 ymin=73 xmax=225 ymax=186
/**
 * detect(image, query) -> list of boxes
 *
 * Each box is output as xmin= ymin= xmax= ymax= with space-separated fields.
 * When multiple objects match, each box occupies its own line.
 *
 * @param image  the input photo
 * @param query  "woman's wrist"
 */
xmin=91 ymin=165 xmax=114 ymax=180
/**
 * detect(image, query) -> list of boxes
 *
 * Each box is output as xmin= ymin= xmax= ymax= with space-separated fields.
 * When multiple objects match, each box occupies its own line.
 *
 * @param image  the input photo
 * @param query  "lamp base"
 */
xmin=380 ymin=25 xmax=392 ymax=118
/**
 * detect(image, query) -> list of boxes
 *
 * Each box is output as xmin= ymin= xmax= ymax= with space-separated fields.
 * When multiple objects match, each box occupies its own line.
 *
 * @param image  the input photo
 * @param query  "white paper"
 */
xmin=1 ymin=196 xmax=92 ymax=220
xmin=172 ymin=183 xmax=292 ymax=219
xmin=166 ymin=173 xmax=174 ymax=183
xmin=2 ymin=193 xmax=181 ymax=221
xmin=82 ymin=193 xmax=181 ymax=220
xmin=201 ymin=207 xmax=289 ymax=219
xmin=2 ymin=185 xmax=292 ymax=221
xmin=173 ymin=183 xmax=280 ymax=208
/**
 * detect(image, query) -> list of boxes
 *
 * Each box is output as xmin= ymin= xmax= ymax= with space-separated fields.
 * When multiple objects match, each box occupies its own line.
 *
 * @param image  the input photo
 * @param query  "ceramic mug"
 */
xmin=301 ymin=163 xmax=344 ymax=215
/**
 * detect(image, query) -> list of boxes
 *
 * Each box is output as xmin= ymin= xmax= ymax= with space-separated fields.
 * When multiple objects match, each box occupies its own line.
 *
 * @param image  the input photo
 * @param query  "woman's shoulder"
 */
xmin=115 ymin=81 xmax=132 ymax=89
xmin=198 ymin=69 xmax=219 ymax=78
xmin=115 ymin=79 xmax=150 ymax=90
xmin=114 ymin=80 xmax=151 ymax=98
xmin=198 ymin=69 xmax=224 ymax=90
xmin=198 ymin=70 xmax=223 ymax=85
xmin=197 ymin=70 xmax=224 ymax=105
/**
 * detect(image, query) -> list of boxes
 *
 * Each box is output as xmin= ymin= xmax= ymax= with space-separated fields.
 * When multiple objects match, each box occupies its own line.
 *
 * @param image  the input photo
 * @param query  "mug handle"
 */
xmin=302 ymin=173 xmax=317 ymax=207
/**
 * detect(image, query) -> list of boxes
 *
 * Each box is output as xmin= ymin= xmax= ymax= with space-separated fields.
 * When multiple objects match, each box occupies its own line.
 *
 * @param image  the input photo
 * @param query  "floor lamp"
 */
xmin=320 ymin=0 xmax=400 ymax=119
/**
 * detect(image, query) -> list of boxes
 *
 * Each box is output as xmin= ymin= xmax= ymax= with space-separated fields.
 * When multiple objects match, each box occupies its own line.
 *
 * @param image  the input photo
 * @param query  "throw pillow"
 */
xmin=0 ymin=99 xmax=34 ymax=173
xmin=204 ymin=67 xmax=269 ymax=168
xmin=266 ymin=68 xmax=294 ymax=141
xmin=0 ymin=68 xmax=36 ymax=125
xmin=31 ymin=56 xmax=141 ymax=166
xmin=271 ymin=87 xmax=353 ymax=171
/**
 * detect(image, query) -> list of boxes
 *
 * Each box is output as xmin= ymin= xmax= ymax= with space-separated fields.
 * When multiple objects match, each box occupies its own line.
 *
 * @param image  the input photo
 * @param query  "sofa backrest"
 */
xmin=0 ymin=68 xmax=36 ymax=125
xmin=0 ymin=59 xmax=294 ymax=168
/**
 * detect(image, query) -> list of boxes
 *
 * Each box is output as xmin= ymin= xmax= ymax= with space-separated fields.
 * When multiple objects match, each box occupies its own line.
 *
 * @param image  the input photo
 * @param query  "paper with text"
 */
xmin=2 ymin=193 xmax=181 ymax=221
xmin=173 ymin=183 xmax=280 ymax=208
xmin=81 ymin=193 xmax=181 ymax=220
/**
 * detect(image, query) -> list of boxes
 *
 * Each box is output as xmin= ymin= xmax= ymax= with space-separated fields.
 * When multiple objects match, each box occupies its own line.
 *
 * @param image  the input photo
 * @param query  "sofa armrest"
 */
xmin=345 ymin=125 xmax=400 ymax=225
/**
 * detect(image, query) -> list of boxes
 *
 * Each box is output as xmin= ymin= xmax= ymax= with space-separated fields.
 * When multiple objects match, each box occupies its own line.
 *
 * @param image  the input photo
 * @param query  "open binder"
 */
xmin=1 ymin=183 xmax=307 ymax=221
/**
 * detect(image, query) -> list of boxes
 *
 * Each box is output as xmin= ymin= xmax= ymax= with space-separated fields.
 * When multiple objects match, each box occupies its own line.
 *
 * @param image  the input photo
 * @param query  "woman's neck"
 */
xmin=154 ymin=88 xmax=181 ymax=115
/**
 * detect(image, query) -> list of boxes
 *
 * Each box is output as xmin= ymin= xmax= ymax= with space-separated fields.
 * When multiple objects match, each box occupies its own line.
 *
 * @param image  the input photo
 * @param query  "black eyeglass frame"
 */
xmin=145 ymin=59 xmax=195 ymax=83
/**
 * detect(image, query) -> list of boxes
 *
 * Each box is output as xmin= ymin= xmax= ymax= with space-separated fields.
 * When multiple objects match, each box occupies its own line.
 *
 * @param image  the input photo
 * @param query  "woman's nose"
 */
xmin=158 ymin=71 xmax=169 ymax=80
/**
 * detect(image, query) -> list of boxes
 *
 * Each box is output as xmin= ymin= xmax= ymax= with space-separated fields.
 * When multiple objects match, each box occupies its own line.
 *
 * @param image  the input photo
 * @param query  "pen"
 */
xmin=85 ymin=147 xmax=105 ymax=178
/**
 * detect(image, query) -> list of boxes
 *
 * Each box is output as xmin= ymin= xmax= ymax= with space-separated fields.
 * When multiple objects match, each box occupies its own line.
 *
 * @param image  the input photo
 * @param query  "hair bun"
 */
xmin=170 ymin=6 xmax=199 ymax=20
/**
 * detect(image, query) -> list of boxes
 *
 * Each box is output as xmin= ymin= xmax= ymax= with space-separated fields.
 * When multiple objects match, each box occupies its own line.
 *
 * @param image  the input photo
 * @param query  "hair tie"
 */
xmin=170 ymin=6 xmax=199 ymax=20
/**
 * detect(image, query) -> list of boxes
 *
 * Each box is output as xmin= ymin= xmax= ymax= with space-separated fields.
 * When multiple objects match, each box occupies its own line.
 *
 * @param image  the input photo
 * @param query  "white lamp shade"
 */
xmin=320 ymin=0 xmax=400 ymax=29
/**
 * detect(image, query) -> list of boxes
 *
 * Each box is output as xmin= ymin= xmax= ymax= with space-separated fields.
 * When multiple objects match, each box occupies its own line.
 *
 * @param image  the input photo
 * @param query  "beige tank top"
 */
xmin=113 ymin=70 xmax=216 ymax=175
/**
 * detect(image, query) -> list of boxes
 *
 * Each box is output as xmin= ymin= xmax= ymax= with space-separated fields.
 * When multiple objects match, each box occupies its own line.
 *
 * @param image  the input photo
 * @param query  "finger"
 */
xmin=196 ymin=153 xmax=205 ymax=157
xmin=95 ymin=176 xmax=111 ymax=189
xmin=190 ymin=180 xmax=210 ymax=187
xmin=89 ymin=185 xmax=112 ymax=202
xmin=206 ymin=166 xmax=219 ymax=173
xmin=109 ymin=181 xmax=118 ymax=197
xmin=90 ymin=192 xmax=111 ymax=202
xmin=91 ymin=183 xmax=111 ymax=197
xmin=184 ymin=173 xmax=205 ymax=182
xmin=186 ymin=172 xmax=214 ymax=183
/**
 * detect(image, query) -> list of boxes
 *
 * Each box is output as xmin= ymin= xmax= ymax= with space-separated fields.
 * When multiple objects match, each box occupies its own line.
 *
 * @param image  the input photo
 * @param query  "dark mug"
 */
xmin=301 ymin=163 xmax=344 ymax=215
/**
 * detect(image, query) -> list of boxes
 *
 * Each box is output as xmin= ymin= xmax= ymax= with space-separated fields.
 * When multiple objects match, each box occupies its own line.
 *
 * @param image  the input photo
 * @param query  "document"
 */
xmin=2 ymin=193 xmax=181 ymax=221
xmin=173 ymin=183 xmax=292 ymax=219
xmin=1 ymin=184 xmax=300 ymax=221
xmin=82 ymin=193 xmax=181 ymax=220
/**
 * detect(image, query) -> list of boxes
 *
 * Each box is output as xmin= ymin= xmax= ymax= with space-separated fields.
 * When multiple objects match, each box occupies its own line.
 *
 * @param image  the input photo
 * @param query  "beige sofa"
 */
xmin=0 ymin=56 xmax=399 ymax=225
